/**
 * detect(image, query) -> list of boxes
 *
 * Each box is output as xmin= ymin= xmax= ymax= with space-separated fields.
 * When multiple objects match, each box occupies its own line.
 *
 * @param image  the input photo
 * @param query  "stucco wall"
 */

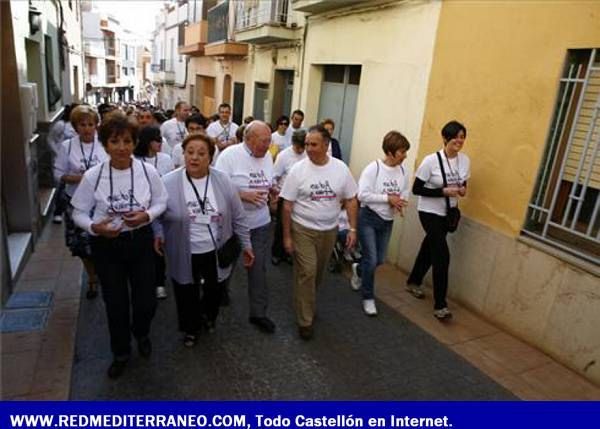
xmin=298 ymin=1 xmax=442 ymax=177
xmin=417 ymin=0 xmax=600 ymax=236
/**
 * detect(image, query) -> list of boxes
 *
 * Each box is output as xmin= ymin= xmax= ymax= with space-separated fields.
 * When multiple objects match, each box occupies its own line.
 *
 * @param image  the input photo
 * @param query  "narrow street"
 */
xmin=70 ymin=231 xmax=514 ymax=400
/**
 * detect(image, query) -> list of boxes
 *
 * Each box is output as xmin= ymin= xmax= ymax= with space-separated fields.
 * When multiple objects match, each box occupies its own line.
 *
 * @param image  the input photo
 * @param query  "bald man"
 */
xmin=215 ymin=121 xmax=277 ymax=333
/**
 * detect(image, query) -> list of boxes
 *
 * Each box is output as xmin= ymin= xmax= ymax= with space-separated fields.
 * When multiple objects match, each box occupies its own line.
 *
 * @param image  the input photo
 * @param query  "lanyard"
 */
xmin=79 ymin=139 xmax=96 ymax=171
xmin=185 ymin=170 xmax=210 ymax=214
xmin=109 ymin=160 xmax=135 ymax=213
xmin=143 ymin=155 xmax=158 ymax=169
xmin=176 ymin=122 xmax=186 ymax=140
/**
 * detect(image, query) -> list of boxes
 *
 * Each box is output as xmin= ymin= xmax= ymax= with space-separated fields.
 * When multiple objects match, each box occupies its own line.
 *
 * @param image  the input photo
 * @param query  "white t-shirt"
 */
xmin=280 ymin=157 xmax=358 ymax=231
xmin=207 ymin=121 xmax=239 ymax=144
xmin=358 ymin=160 xmax=410 ymax=221
xmin=182 ymin=169 xmax=220 ymax=254
xmin=271 ymin=131 xmax=289 ymax=152
xmin=160 ymin=118 xmax=187 ymax=153
xmin=272 ymin=146 xmax=306 ymax=189
xmin=416 ymin=150 xmax=471 ymax=216
xmin=53 ymin=135 xmax=108 ymax=197
xmin=138 ymin=153 xmax=175 ymax=177
xmin=70 ymin=158 xmax=168 ymax=233
xmin=214 ymin=143 xmax=273 ymax=229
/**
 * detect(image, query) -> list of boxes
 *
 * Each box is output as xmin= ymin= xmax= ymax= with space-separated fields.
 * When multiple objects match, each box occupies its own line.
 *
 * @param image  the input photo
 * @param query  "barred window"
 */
xmin=524 ymin=49 xmax=600 ymax=264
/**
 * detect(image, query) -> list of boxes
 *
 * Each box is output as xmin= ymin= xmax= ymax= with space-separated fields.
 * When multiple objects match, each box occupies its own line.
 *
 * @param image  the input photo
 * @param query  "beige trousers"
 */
xmin=291 ymin=221 xmax=338 ymax=327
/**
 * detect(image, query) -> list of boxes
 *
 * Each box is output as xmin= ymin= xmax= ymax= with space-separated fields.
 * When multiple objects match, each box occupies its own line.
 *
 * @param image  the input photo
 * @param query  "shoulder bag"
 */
xmin=435 ymin=152 xmax=461 ymax=233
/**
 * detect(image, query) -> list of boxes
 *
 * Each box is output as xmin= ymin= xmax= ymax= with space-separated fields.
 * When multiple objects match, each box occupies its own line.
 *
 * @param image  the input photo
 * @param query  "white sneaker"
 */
xmin=350 ymin=262 xmax=361 ymax=291
xmin=433 ymin=307 xmax=452 ymax=320
xmin=156 ymin=286 xmax=167 ymax=299
xmin=52 ymin=215 xmax=63 ymax=224
xmin=362 ymin=299 xmax=377 ymax=316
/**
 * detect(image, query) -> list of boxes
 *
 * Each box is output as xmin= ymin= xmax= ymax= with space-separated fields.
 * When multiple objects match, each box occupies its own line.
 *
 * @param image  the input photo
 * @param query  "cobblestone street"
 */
xmin=70 ymin=247 xmax=515 ymax=400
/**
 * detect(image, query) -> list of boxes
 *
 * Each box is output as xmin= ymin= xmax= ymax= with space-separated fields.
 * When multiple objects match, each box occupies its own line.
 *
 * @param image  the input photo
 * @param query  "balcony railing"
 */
xmin=235 ymin=0 xmax=296 ymax=31
xmin=207 ymin=0 xmax=229 ymax=44
xmin=178 ymin=21 xmax=208 ymax=56
xmin=291 ymin=0 xmax=370 ymax=14
xmin=106 ymin=74 xmax=116 ymax=84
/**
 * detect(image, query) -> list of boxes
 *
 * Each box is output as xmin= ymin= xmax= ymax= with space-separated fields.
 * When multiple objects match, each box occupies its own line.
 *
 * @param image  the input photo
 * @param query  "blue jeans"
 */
xmin=358 ymin=206 xmax=393 ymax=300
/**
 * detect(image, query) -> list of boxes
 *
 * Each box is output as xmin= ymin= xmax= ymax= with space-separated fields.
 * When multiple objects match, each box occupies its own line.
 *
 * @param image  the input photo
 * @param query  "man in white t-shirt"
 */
xmin=160 ymin=101 xmax=190 ymax=156
xmin=271 ymin=129 xmax=307 ymax=265
xmin=214 ymin=121 xmax=276 ymax=334
xmin=206 ymin=103 xmax=238 ymax=153
xmin=284 ymin=110 xmax=306 ymax=147
xmin=280 ymin=124 xmax=358 ymax=340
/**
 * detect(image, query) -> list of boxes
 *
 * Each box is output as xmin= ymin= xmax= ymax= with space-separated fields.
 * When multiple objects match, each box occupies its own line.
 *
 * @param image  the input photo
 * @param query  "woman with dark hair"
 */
xmin=405 ymin=120 xmax=471 ymax=321
xmin=153 ymin=134 xmax=254 ymax=347
xmin=54 ymin=105 xmax=107 ymax=299
xmin=134 ymin=126 xmax=175 ymax=177
xmin=270 ymin=115 xmax=290 ymax=157
xmin=134 ymin=126 xmax=175 ymax=300
xmin=320 ymin=118 xmax=343 ymax=161
xmin=70 ymin=112 xmax=167 ymax=378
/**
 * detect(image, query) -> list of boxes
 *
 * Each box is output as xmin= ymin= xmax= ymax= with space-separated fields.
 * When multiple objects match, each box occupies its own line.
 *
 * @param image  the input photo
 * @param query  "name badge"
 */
xmin=195 ymin=213 xmax=211 ymax=225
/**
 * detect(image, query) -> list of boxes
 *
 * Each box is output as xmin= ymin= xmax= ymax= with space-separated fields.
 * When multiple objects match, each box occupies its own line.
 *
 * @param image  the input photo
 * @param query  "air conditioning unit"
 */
xmin=20 ymin=82 xmax=39 ymax=140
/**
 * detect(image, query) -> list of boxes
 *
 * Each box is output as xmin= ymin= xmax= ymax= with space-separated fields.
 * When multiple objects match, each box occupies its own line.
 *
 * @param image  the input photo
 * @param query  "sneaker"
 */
xmin=183 ymin=334 xmax=197 ymax=348
xmin=342 ymin=249 xmax=354 ymax=262
xmin=52 ymin=215 xmax=63 ymax=224
xmin=362 ymin=299 xmax=378 ymax=316
xmin=156 ymin=286 xmax=167 ymax=299
xmin=405 ymin=284 xmax=425 ymax=299
xmin=350 ymin=263 xmax=361 ymax=291
xmin=433 ymin=307 xmax=452 ymax=320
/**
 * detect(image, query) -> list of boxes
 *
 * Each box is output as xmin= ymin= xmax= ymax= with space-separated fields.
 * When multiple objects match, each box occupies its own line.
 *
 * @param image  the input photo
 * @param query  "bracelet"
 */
xmin=349 ymin=228 xmax=357 ymax=233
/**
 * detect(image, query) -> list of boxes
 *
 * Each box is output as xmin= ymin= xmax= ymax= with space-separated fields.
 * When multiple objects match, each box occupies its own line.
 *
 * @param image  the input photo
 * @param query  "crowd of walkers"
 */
xmin=50 ymin=99 xmax=470 ymax=379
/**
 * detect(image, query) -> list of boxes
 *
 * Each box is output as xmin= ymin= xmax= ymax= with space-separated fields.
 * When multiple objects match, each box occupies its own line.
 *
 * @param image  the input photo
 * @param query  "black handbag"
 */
xmin=436 ymin=152 xmax=461 ymax=233
xmin=216 ymin=234 xmax=242 ymax=269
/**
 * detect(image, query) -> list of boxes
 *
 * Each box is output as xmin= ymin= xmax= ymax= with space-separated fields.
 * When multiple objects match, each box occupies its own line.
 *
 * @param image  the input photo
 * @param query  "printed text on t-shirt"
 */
xmin=310 ymin=181 xmax=337 ymax=200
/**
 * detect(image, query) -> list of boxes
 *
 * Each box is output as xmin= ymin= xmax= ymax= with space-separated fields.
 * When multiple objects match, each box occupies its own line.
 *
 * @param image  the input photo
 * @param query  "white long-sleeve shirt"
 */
xmin=71 ymin=158 xmax=167 ymax=235
xmin=357 ymin=160 xmax=410 ymax=221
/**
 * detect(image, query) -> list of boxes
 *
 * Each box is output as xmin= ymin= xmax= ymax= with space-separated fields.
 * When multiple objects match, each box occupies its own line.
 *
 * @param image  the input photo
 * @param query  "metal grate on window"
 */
xmin=524 ymin=49 xmax=600 ymax=264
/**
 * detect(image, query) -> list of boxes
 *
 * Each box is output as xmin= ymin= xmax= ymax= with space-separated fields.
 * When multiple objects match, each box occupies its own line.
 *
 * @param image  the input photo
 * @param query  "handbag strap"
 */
xmin=185 ymin=170 xmax=220 ymax=259
xmin=436 ymin=151 xmax=452 ymax=213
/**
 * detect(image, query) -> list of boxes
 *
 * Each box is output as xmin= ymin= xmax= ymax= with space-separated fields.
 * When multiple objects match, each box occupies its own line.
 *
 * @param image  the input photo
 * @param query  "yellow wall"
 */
xmin=419 ymin=0 xmax=600 ymax=236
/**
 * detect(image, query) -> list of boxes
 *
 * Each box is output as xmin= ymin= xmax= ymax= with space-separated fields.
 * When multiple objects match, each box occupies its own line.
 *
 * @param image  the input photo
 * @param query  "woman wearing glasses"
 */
xmin=270 ymin=115 xmax=290 ymax=158
xmin=71 ymin=112 xmax=168 ymax=379
xmin=153 ymin=133 xmax=254 ymax=348
xmin=134 ymin=126 xmax=175 ymax=299
xmin=53 ymin=105 xmax=107 ymax=300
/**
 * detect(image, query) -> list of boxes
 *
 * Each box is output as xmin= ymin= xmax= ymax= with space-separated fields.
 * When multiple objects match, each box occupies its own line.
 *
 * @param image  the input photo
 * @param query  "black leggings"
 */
xmin=407 ymin=211 xmax=450 ymax=310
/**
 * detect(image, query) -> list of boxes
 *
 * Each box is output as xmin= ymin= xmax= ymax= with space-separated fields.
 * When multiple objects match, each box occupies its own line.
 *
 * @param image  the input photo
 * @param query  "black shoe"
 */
xmin=249 ymin=317 xmax=276 ymax=334
xmin=183 ymin=334 xmax=197 ymax=348
xmin=284 ymin=255 xmax=293 ymax=265
xmin=137 ymin=337 xmax=152 ymax=358
xmin=298 ymin=325 xmax=313 ymax=341
xmin=85 ymin=287 xmax=98 ymax=300
xmin=271 ymin=256 xmax=281 ymax=265
xmin=107 ymin=359 xmax=128 ymax=379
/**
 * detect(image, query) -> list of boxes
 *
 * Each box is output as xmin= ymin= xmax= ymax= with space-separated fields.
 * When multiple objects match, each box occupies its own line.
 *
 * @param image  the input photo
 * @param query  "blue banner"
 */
xmin=1 ymin=402 xmax=599 ymax=429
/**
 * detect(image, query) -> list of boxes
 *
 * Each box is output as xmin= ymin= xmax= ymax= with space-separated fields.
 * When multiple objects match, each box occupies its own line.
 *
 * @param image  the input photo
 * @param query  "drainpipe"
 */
xmin=297 ymin=15 xmax=308 ymax=109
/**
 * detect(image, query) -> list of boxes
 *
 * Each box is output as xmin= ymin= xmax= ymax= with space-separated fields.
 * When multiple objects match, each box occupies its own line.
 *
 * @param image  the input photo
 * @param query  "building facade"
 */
xmin=1 ymin=0 xmax=84 ymax=304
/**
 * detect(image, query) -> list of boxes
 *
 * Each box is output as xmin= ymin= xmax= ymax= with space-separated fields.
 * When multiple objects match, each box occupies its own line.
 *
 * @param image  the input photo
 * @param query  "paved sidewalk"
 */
xmin=2 ymin=222 xmax=599 ymax=400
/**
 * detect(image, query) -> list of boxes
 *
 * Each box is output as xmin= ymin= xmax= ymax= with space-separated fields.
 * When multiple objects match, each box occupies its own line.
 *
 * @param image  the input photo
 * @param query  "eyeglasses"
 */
xmin=279 ymin=122 xmax=289 ymax=126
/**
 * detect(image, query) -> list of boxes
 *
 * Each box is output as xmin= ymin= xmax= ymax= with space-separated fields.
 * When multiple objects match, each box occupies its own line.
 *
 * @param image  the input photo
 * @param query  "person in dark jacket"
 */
xmin=321 ymin=118 xmax=343 ymax=161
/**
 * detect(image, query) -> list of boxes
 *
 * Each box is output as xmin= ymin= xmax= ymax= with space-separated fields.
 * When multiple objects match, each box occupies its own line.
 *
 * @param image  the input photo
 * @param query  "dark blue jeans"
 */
xmin=358 ymin=206 xmax=393 ymax=300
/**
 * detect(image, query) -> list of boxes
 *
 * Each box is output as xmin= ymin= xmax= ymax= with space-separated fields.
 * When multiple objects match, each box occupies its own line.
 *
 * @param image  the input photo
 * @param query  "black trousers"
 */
xmin=91 ymin=226 xmax=156 ymax=360
xmin=154 ymin=252 xmax=166 ymax=287
xmin=271 ymin=198 xmax=286 ymax=259
xmin=407 ymin=211 xmax=450 ymax=310
xmin=172 ymin=251 xmax=219 ymax=335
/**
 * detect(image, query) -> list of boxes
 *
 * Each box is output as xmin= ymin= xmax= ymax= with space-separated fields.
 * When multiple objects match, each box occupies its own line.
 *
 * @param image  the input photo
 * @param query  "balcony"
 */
xmin=205 ymin=0 xmax=248 ymax=57
xmin=235 ymin=0 xmax=299 ymax=45
xmin=106 ymin=73 xmax=116 ymax=84
xmin=156 ymin=71 xmax=175 ymax=84
xmin=178 ymin=21 xmax=208 ymax=56
xmin=291 ymin=0 xmax=370 ymax=14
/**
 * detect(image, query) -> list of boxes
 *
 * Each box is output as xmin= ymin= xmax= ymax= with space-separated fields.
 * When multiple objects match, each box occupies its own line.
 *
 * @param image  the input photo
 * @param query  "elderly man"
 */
xmin=281 ymin=124 xmax=358 ymax=340
xmin=215 ymin=121 xmax=276 ymax=333
xmin=160 ymin=101 xmax=190 ymax=155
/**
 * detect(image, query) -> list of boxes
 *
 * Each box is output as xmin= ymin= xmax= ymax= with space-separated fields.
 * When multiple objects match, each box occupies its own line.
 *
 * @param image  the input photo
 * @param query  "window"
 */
xmin=123 ymin=67 xmax=128 ymax=76
xmin=524 ymin=49 xmax=600 ymax=264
